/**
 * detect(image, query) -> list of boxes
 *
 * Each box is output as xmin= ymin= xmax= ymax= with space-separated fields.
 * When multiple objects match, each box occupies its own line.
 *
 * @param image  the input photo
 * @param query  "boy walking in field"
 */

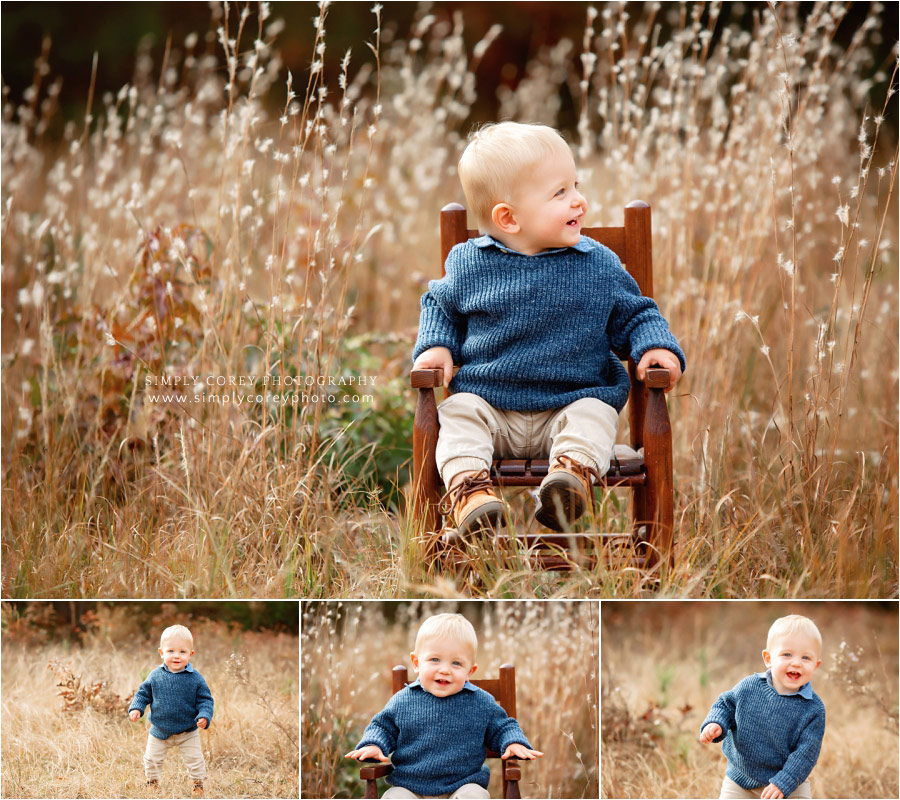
xmin=412 ymin=121 xmax=685 ymax=534
xmin=700 ymin=614 xmax=826 ymax=799
xmin=345 ymin=613 xmax=542 ymax=798
xmin=128 ymin=624 xmax=214 ymax=797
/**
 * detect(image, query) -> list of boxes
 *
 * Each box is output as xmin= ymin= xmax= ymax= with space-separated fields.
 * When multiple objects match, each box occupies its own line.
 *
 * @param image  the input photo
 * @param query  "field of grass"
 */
xmin=601 ymin=601 xmax=899 ymax=798
xmin=1 ymin=603 xmax=299 ymax=799
xmin=1 ymin=2 xmax=897 ymax=598
xmin=301 ymin=600 xmax=598 ymax=799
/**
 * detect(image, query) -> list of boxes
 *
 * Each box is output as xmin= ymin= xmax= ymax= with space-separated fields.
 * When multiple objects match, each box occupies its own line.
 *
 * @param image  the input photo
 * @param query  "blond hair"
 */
xmin=159 ymin=624 xmax=194 ymax=648
xmin=413 ymin=613 xmax=477 ymax=659
xmin=458 ymin=121 xmax=572 ymax=228
xmin=766 ymin=615 xmax=822 ymax=652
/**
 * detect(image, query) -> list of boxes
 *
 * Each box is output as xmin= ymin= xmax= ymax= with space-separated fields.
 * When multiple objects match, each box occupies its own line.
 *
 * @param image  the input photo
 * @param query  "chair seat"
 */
xmin=490 ymin=445 xmax=646 ymax=487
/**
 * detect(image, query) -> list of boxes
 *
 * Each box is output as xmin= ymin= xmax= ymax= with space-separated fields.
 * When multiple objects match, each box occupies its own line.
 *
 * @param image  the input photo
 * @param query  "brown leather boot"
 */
xmin=440 ymin=469 xmax=504 ymax=535
xmin=535 ymin=455 xmax=600 ymax=531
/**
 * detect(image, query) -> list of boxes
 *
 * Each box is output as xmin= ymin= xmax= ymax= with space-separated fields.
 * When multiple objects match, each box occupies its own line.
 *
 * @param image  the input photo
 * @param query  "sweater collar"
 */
xmin=756 ymin=669 xmax=813 ymax=699
xmin=472 ymin=233 xmax=595 ymax=256
xmin=407 ymin=678 xmax=477 ymax=693
xmin=161 ymin=662 xmax=195 ymax=674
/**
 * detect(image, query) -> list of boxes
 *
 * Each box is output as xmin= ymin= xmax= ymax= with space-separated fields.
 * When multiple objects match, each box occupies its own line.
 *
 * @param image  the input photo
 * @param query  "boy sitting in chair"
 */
xmin=345 ymin=613 xmax=541 ymax=798
xmin=411 ymin=121 xmax=686 ymax=534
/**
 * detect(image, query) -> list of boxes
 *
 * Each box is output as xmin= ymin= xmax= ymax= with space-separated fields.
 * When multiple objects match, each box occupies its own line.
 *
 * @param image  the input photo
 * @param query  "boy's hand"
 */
xmin=761 ymin=784 xmax=784 ymax=799
xmin=502 ymin=743 xmax=544 ymax=760
xmin=197 ymin=718 xmax=208 ymax=729
xmin=345 ymin=745 xmax=389 ymax=762
xmin=636 ymin=349 xmax=682 ymax=390
xmin=699 ymin=722 xmax=722 ymax=743
xmin=128 ymin=710 xmax=141 ymax=722
xmin=412 ymin=346 xmax=453 ymax=388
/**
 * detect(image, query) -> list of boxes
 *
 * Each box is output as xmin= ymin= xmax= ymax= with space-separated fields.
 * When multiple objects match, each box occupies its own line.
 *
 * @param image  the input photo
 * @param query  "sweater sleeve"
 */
xmin=768 ymin=706 xmax=826 ymax=797
xmin=356 ymin=696 xmax=400 ymax=756
xmin=606 ymin=261 xmax=686 ymax=374
xmin=411 ymin=246 xmax=467 ymax=364
xmin=195 ymin=675 xmax=215 ymax=727
xmin=128 ymin=676 xmax=154 ymax=717
xmin=702 ymin=683 xmax=739 ymax=742
xmin=484 ymin=697 xmax=533 ymax=754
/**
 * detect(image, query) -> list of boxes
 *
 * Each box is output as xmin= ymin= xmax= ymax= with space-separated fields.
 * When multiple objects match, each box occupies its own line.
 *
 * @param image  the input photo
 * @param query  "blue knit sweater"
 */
xmin=701 ymin=671 xmax=825 ymax=797
xmin=128 ymin=663 xmax=215 ymax=740
xmin=356 ymin=679 xmax=532 ymax=795
xmin=413 ymin=235 xmax=685 ymax=412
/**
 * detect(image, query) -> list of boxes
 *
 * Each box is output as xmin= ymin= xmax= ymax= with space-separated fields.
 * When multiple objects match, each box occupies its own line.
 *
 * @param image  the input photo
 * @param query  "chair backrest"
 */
xmin=390 ymin=663 xmax=517 ymax=756
xmin=439 ymin=200 xmax=654 ymax=298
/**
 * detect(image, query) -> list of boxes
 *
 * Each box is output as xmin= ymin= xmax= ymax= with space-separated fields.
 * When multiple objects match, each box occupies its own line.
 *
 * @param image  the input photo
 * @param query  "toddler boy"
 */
xmin=700 ymin=615 xmax=826 ymax=799
xmin=345 ymin=613 xmax=542 ymax=798
xmin=412 ymin=121 xmax=686 ymax=534
xmin=128 ymin=624 xmax=215 ymax=797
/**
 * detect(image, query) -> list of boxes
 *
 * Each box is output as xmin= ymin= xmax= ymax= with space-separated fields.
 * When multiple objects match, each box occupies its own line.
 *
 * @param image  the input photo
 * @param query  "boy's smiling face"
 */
xmin=490 ymin=149 xmax=587 ymax=255
xmin=762 ymin=631 xmax=821 ymax=694
xmin=410 ymin=635 xmax=477 ymax=698
xmin=159 ymin=636 xmax=194 ymax=672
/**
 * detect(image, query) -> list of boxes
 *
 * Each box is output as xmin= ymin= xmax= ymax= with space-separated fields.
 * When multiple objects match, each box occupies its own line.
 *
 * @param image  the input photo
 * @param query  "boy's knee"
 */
xmin=382 ymin=787 xmax=421 ymax=799
xmin=449 ymin=784 xmax=491 ymax=799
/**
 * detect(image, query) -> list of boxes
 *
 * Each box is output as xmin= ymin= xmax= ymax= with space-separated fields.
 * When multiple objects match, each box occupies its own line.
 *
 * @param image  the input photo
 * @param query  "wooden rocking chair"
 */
xmin=359 ymin=664 xmax=524 ymax=799
xmin=409 ymin=201 xmax=674 ymax=569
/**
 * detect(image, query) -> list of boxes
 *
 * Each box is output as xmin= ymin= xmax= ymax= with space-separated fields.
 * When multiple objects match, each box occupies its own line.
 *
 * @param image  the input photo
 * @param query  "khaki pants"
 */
xmin=143 ymin=728 xmax=207 ymax=781
xmin=719 ymin=776 xmax=812 ymax=799
xmin=383 ymin=784 xmax=490 ymax=799
xmin=436 ymin=392 xmax=620 ymax=488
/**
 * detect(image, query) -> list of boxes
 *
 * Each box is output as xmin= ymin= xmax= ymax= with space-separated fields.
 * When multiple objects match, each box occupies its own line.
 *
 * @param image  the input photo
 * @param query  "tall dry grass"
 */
xmin=1 ymin=2 xmax=897 ymax=598
xmin=300 ymin=600 xmax=598 ymax=799
xmin=601 ymin=600 xmax=899 ymax=799
xmin=0 ymin=603 xmax=299 ymax=798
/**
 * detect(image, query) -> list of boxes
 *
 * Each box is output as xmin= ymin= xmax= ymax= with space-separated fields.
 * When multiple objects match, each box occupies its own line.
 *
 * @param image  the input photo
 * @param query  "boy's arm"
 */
xmin=484 ymin=698 xmax=533 ymax=754
xmin=412 ymin=248 xmax=467 ymax=365
xmin=767 ymin=708 xmax=826 ymax=798
xmin=355 ymin=701 xmax=400 ymax=758
xmin=128 ymin=676 xmax=153 ymax=717
xmin=606 ymin=266 xmax=686 ymax=376
xmin=700 ymin=685 xmax=738 ymax=742
xmin=195 ymin=675 xmax=214 ymax=728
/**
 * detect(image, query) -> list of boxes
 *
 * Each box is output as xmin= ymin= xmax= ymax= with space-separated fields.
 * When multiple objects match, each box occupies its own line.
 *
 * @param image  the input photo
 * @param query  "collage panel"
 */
xmin=301 ymin=600 xmax=599 ymax=799
xmin=600 ymin=600 xmax=899 ymax=799
xmin=1 ymin=601 xmax=299 ymax=799
xmin=1 ymin=3 xmax=896 ymax=603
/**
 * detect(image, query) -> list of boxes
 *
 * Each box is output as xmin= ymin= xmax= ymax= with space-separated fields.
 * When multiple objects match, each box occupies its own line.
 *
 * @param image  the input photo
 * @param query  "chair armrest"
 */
xmin=359 ymin=762 xmax=393 ymax=780
xmin=502 ymin=757 xmax=522 ymax=782
xmin=410 ymin=368 xmax=444 ymax=388
xmin=641 ymin=367 xmax=670 ymax=390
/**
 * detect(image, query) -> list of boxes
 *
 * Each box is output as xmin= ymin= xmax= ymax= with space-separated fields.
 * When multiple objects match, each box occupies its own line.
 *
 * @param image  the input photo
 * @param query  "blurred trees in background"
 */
xmin=1 ymin=600 xmax=299 ymax=641
xmin=3 ymin=1 xmax=895 ymax=137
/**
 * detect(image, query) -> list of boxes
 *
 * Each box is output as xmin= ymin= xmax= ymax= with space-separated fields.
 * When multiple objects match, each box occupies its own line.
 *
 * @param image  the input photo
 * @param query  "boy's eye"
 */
xmin=555 ymin=188 xmax=565 ymax=197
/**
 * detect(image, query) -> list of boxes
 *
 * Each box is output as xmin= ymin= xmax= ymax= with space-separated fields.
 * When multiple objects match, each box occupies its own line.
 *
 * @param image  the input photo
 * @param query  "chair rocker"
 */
xmin=409 ymin=201 xmax=674 ymax=570
xmin=359 ymin=663 xmax=524 ymax=799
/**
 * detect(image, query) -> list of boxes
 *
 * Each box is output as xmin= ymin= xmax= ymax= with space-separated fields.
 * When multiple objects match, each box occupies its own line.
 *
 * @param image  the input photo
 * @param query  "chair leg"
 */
xmin=642 ymin=385 xmax=674 ymax=567
xmin=364 ymin=778 xmax=379 ymax=799
xmin=411 ymin=387 xmax=443 ymax=535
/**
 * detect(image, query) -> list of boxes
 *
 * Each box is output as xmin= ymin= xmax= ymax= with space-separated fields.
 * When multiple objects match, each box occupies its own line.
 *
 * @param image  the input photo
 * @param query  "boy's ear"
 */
xmin=468 ymin=663 xmax=477 ymax=677
xmin=491 ymin=203 xmax=519 ymax=234
xmin=409 ymin=652 xmax=419 ymax=672
xmin=761 ymin=649 xmax=771 ymax=667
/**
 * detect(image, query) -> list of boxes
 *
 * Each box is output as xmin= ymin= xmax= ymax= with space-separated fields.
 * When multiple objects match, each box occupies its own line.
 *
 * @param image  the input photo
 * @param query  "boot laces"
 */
xmin=439 ymin=469 xmax=494 ymax=515
xmin=554 ymin=455 xmax=601 ymax=498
